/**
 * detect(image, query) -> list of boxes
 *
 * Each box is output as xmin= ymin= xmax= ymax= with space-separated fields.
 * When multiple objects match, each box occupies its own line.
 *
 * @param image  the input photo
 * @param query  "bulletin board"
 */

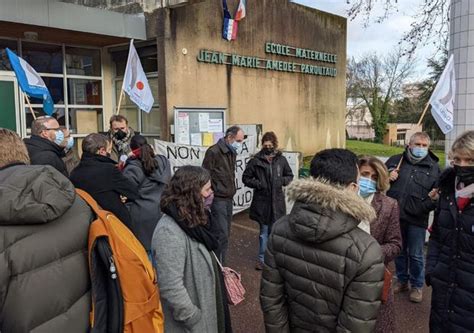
xmin=173 ymin=107 xmax=226 ymax=147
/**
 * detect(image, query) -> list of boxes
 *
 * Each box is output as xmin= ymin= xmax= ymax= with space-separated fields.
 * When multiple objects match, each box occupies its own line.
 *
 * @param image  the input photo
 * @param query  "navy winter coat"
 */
xmin=426 ymin=168 xmax=474 ymax=332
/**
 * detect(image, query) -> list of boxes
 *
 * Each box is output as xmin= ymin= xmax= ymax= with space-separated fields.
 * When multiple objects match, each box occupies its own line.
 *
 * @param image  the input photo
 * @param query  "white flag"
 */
xmin=429 ymin=54 xmax=455 ymax=134
xmin=122 ymin=40 xmax=154 ymax=113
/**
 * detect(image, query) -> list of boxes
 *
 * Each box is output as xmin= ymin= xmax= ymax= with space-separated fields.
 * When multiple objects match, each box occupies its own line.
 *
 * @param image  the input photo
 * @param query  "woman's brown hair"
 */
xmin=160 ymin=166 xmax=211 ymax=227
xmin=130 ymin=135 xmax=158 ymax=176
xmin=0 ymin=128 xmax=30 ymax=168
xmin=261 ymin=131 xmax=279 ymax=149
xmin=358 ymin=155 xmax=390 ymax=192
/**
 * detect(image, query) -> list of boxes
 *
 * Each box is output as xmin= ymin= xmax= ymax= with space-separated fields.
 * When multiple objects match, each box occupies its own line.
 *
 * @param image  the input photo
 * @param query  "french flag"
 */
xmin=223 ymin=17 xmax=238 ymax=41
xmin=235 ymin=0 xmax=246 ymax=21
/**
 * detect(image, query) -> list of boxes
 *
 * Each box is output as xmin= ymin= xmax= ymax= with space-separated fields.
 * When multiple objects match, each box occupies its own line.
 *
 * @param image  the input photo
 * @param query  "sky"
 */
xmin=292 ymin=0 xmax=441 ymax=80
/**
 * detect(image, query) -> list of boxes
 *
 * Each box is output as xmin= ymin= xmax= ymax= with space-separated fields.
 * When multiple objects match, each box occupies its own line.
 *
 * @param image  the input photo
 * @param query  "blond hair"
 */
xmin=450 ymin=130 xmax=474 ymax=160
xmin=409 ymin=132 xmax=431 ymax=146
xmin=358 ymin=155 xmax=390 ymax=192
xmin=0 ymin=128 xmax=30 ymax=168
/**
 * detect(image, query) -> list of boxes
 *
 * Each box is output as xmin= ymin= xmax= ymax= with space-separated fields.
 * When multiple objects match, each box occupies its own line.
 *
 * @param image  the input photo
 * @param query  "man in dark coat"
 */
xmin=385 ymin=132 xmax=440 ymax=303
xmin=260 ymin=149 xmax=384 ymax=332
xmin=242 ymin=132 xmax=294 ymax=269
xmin=425 ymin=130 xmax=474 ymax=332
xmin=202 ymin=125 xmax=245 ymax=263
xmin=24 ymin=116 xmax=68 ymax=176
xmin=70 ymin=133 xmax=139 ymax=229
xmin=106 ymin=114 xmax=137 ymax=163
xmin=0 ymin=128 xmax=93 ymax=332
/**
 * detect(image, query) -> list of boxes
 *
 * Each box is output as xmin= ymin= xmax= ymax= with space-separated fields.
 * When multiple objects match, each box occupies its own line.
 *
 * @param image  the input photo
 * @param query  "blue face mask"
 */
xmin=53 ymin=130 xmax=64 ymax=146
xmin=411 ymin=147 xmax=428 ymax=158
xmin=359 ymin=177 xmax=377 ymax=198
xmin=231 ymin=141 xmax=241 ymax=151
xmin=65 ymin=136 xmax=74 ymax=150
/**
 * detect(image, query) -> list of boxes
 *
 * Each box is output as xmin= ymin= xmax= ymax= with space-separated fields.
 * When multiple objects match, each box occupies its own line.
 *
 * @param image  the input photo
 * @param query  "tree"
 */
xmin=347 ymin=49 xmax=414 ymax=142
xmin=347 ymin=0 xmax=450 ymax=56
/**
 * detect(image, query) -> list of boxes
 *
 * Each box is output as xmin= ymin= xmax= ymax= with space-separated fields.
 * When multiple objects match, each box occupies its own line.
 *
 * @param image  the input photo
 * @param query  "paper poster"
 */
xmin=202 ymin=132 xmax=214 ymax=146
xmin=190 ymin=133 xmax=202 ymax=146
xmin=177 ymin=112 xmax=190 ymax=144
xmin=213 ymin=132 xmax=224 ymax=144
xmin=198 ymin=113 xmax=209 ymax=131
xmin=208 ymin=118 xmax=223 ymax=133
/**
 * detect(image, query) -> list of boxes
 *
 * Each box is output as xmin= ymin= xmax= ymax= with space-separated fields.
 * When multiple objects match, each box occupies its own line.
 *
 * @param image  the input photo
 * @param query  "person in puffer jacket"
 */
xmin=0 ymin=128 xmax=93 ymax=333
xmin=260 ymin=148 xmax=385 ymax=333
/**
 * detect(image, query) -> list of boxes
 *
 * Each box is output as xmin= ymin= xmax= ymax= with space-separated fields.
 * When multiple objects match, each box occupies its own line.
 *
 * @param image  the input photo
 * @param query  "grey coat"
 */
xmin=123 ymin=155 xmax=171 ymax=251
xmin=260 ymin=178 xmax=385 ymax=333
xmin=152 ymin=214 xmax=219 ymax=333
xmin=0 ymin=164 xmax=93 ymax=333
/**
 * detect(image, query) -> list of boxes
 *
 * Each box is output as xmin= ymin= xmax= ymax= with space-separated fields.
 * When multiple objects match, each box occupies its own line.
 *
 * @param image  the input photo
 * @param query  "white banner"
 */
xmin=154 ymin=139 xmax=299 ymax=215
xmin=429 ymin=54 xmax=455 ymax=134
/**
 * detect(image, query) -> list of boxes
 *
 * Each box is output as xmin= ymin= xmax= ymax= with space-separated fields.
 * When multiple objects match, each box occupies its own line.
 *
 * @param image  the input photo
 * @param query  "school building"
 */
xmin=0 ymin=0 xmax=346 ymax=155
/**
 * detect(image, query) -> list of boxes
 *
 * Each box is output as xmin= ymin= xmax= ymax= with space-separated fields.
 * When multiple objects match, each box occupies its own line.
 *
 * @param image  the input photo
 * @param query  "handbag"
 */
xmin=381 ymin=267 xmax=393 ymax=304
xmin=212 ymin=252 xmax=246 ymax=305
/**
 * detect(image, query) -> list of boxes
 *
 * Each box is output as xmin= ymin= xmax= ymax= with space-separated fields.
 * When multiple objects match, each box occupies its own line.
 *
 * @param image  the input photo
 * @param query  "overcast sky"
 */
xmin=292 ymin=0 xmax=440 ymax=80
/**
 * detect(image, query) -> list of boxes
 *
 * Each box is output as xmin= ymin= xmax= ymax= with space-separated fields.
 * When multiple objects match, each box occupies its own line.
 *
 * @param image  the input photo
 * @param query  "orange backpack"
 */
xmin=76 ymin=189 xmax=164 ymax=333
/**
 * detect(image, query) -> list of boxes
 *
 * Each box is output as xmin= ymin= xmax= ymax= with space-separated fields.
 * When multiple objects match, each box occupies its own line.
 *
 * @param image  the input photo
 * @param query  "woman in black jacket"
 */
xmin=242 ymin=132 xmax=294 ymax=270
xmin=426 ymin=130 xmax=474 ymax=332
xmin=123 ymin=135 xmax=171 ymax=256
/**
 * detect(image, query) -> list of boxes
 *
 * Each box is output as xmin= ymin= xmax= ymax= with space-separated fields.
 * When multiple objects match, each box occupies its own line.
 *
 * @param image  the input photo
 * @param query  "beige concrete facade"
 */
xmin=155 ymin=0 xmax=346 ymax=155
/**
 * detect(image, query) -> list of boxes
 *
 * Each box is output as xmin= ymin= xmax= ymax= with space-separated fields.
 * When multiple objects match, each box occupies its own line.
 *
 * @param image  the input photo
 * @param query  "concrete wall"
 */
xmin=156 ymin=0 xmax=346 ymax=155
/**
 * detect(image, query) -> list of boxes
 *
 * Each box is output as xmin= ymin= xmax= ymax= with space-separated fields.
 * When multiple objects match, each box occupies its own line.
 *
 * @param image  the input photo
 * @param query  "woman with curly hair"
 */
xmin=152 ymin=166 xmax=232 ymax=333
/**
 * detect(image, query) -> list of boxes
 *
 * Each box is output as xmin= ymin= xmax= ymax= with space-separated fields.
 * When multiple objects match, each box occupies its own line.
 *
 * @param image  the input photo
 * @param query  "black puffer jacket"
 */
xmin=426 ymin=168 xmax=474 ymax=332
xmin=385 ymin=149 xmax=440 ymax=228
xmin=242 ymin=150 xmax=293 ymax=225
xmin=260 ymin=178 xmax=384 ymax=333
xmin=24 ymin=135 xmax=68 ymax=177
xmin=0 ymin=164 xmax=93 ymax=332
xmin=123 ymin=155 xmax=171 ymax=251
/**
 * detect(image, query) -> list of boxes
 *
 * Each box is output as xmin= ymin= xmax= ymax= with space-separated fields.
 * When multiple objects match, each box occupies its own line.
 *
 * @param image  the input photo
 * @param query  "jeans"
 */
xmin=258 ymin=224 xmax=271 ymax=263
xmin=395 ymin=223 xmax=426 ymax=289
xmin=211 ymin=197 xmax=233 ymax=264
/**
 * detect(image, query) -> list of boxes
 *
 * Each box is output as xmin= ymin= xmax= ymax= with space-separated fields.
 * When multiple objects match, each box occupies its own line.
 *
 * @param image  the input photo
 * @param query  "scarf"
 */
xmin=162 ymin=202 xmax=220 ymax=251
xmin=358 ymin=193 xmax=374 ymax=234
xmin=455 ymin=181 xmax=474 ymax=211
xmin=111 ymin=128 xmax=133 ymax=156
xmin=405 ymin=147 xmax=425 ymax=164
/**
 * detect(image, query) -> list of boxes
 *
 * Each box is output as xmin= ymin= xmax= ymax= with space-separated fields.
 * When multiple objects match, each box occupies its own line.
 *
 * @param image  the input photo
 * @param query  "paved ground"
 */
xmin=227 ymin=212 xmax=432 ymax=333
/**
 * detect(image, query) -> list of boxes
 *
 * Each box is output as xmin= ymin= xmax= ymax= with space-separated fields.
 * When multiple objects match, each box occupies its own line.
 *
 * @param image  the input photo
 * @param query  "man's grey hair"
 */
xmin=31 ymin=116 xmax=55 ymax=136
xmin=225 ymin=126 xmax=242 ymax=138
xmin=82 ymin=133 xmax=109 ymax=154
xmin=409 ymin=132 xmax=431 ymax=146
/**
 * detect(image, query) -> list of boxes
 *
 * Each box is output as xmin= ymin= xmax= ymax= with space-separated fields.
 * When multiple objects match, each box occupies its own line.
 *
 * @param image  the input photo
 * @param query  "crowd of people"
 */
xmin=0 ymin=115 xmax=473 ymax=332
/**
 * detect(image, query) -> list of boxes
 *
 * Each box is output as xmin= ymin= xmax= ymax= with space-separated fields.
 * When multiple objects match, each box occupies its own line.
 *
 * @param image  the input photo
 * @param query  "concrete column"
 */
xmin=447 ymin=0 xmax=474 ymax=155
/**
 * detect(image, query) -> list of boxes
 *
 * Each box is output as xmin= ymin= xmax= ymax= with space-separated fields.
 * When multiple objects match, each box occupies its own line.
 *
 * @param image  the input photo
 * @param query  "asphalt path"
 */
xmin=227 ymin=212 xmax=431 ymax=333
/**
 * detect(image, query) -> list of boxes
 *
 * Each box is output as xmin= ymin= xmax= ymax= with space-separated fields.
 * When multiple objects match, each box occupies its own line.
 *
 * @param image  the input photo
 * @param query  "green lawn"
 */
xmin=302 ymin=140 xmax=446 ymax=170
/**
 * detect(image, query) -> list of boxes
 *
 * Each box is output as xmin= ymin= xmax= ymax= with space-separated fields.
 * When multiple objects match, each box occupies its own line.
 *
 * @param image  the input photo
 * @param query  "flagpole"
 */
xmin=416 ymin=101 xmax=430 ymax=127
xmin=116 ymin=89 xmax=125 ymax=115
xmin=24 ymin=94 xmax=37 ymax=120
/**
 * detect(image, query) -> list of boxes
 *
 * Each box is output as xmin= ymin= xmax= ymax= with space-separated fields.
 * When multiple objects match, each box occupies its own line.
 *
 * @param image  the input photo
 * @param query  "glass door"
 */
xmin=0 ymin=75 xmax=20 ymax=134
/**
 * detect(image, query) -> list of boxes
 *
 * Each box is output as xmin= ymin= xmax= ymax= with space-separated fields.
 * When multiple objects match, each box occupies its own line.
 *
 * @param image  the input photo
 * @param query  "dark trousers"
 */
xmin=211 ymin=197 xmax=233 ymax=264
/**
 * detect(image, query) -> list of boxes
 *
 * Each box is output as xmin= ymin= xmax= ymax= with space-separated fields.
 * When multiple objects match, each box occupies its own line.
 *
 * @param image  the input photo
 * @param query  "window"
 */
xmin=0 ymin=39 xmax=18 ymax=71
xmin=66 ymin=47 xmax=101 ymax=76
xmin=21 ymin=42 xmax=63 ymax=74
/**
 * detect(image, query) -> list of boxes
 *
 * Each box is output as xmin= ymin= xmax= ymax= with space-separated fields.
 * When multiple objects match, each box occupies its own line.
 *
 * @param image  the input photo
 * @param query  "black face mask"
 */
xmin=454 ymin=164 xmax=474 ymax=186
xmin=114 ymin=129 xmax=127 ymax=141
xmin=263 ymin=147 xmax=274 ymax=155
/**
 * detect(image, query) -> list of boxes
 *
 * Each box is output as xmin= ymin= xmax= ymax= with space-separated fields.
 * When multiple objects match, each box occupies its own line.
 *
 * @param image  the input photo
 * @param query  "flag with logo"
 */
xmin=234 ymin=0 xmax=246 ymax=21
xmin=222 ymin=0 xmax=238 ymax=41
xmin=122 ymin=40 xmax=154 ymax=113
xmin=6 ymin=48 xmax=54 ymax=115
xmin=429 ymin=54 xmax=455 ymax=134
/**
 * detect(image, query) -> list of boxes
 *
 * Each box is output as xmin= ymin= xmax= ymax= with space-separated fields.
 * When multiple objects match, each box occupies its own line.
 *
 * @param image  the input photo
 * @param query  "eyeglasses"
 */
xmin=43 ymin=127 xmax=60 ymax=131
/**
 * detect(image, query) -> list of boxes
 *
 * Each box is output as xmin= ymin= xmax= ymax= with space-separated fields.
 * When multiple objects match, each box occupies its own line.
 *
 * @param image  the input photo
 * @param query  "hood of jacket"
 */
xmin=24 ymin=135 xmax=65 ymax=157
xmin=0 ymin=164 xmax=75 ymax=225
xmin=126 ymin=156 xmax=169 ymax=183
xmin=286 ymin=178 xmax=376 ymax=243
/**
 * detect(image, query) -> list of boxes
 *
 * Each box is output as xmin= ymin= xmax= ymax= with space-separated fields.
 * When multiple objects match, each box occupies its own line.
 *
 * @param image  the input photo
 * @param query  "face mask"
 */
xmin=263 ymin=147 xmax=274 ymax=155
xmin=114 ymin=129 xmax=127 ymax=141
xmin=358 ymin=177 xmax=377 ymax=198
xmin=231 ymin=141 xmax=241 ymax=151
xmin=65 ymin=136 xmax=74 ymax=150
xmin=203 ymin=192 xmax=214 ymax=210
xmin=454 ymin=164 xmax=474 ymax=186
xmin=411 ymin=147 xmax=428 ymax=158
xmin=53 ymin=130 xmax=64 ymax=146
